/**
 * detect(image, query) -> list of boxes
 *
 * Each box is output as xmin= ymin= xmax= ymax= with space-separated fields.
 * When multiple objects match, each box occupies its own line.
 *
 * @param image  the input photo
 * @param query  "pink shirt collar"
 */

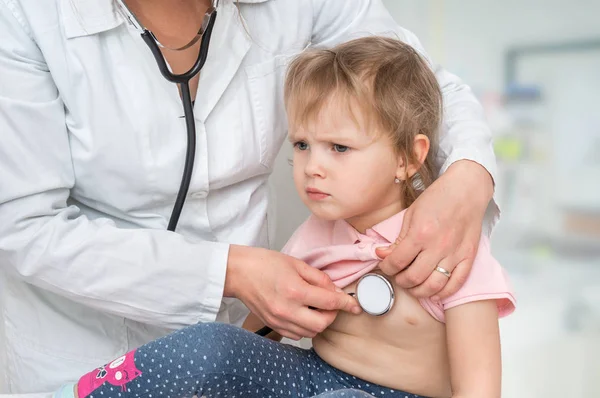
xmin=332 ymin=210 xmax=406 ymax=246
xmin=291 ymin=210 xmax=407 ymax=289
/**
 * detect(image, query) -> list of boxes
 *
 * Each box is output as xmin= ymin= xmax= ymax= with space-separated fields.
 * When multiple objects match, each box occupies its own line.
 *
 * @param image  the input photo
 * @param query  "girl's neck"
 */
xmin=345 ymin=201 xmax=406 ymax=234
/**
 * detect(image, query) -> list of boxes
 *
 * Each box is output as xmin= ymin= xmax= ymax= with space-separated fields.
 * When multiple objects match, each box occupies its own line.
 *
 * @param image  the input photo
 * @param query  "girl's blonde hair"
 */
xmin=284 ymin=36 xmax=442 ymax=207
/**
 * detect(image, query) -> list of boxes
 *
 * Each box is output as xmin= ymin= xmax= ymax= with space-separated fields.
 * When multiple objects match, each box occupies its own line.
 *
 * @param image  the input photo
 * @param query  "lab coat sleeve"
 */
xmin=309 ymin=0 xmax=500 ymax=234
xmin=0 ymin=4 xmax=226 ymax=329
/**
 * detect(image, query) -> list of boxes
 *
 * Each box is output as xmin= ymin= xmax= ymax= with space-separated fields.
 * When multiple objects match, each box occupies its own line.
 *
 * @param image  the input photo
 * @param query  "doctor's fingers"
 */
xmin=260 ymin=309 xmax=319 ymax=340
xmin=428 ymin=258 xmax=472 ymax=301
xmin=264 ymin=308 xmax=336 ymax=339
xmin=393 ymin=249 xmax=440 ymax=293
xmin=291 ymin=307 xmax=339 ymax=336
xmin=407 ymin=255 xmax=456 ymax=298
xmin=377 ymin=234 xmax=422 ymax=276
xmin=271 ymin=322 xmax=316 ymax=341
xmin=296 ymin=260 xmax=338 ymax=291
xmin=302 ymin=284 xmax=361 ymax=315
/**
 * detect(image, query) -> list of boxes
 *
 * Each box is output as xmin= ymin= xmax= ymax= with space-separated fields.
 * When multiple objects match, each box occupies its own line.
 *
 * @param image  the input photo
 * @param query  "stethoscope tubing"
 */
xmin=167 ymin=82 xmax=196 ymax=231
xmin=137 ymin=11 xmax=217 ymax=231
xmin=139 ymin=12 xmax=216 ymax=84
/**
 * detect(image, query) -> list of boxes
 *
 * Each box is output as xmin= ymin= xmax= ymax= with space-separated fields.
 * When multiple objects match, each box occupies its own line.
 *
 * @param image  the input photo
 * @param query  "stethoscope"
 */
xmin=115 ymin=0 xmax=218 ymax=232
xmin=114 ymin=0 xmax=396 ymax=337
xmin=256 ymin=273 xmax=395 ymax=337
xmin=352 ymin=273 xmax=395 ymax=316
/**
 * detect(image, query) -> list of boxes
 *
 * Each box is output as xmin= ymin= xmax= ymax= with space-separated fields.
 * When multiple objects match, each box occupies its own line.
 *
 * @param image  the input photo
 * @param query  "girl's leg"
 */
xmin=74 ymin=322 xmax=279 ymax=398
xmin=72 ymin=322 xmax=352 ymax=398
xmin=67 ymin=321 xmax=427 ymax=398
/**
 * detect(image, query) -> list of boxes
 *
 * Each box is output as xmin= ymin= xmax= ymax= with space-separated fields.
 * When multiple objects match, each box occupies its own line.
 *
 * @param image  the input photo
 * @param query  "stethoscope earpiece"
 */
xmin=354 ymin=273 xmax=395 ymax=316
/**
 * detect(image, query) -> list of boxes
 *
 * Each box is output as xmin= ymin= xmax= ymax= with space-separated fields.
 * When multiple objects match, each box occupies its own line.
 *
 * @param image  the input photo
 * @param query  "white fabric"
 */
xmin=0 ymin=0 xmax=499 ymax=393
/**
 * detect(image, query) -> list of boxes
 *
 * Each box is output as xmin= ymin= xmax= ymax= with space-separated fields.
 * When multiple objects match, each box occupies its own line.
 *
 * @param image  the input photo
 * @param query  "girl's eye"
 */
xmin=333 ymin=144 xmax=349 ymax=153
xmin=294 ymin=141 xmax=308 ymax=150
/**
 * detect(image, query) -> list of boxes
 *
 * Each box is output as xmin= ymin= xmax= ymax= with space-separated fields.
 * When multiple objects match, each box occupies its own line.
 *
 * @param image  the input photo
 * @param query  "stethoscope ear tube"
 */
xmin=140 ymin=9 xmax=217 ymax=84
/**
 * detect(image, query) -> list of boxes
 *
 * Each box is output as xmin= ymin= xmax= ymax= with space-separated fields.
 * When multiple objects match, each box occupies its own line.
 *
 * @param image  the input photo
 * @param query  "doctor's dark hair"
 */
xmin=284 ymin=36 xmax=442 ymax=208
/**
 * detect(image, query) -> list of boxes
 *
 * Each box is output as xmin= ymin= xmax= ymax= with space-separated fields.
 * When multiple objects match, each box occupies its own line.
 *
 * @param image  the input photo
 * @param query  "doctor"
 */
xmin=0 ymin=0 xmax=498 ymax=393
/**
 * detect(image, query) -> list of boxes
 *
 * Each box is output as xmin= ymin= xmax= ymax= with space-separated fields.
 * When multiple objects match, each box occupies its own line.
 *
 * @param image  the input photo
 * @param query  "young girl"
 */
xmin=55 ymin=36 xmax=515 ymax=398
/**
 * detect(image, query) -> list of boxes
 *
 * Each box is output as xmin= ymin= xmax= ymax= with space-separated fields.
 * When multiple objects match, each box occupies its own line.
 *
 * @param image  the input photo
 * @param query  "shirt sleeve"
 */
xmin=0 ymin=2 xmax=227 ymax=329
xmin=419 ymin=235 xmax=516 ymax=323
xmin=309 ymin=0 xmax=500 ymax=234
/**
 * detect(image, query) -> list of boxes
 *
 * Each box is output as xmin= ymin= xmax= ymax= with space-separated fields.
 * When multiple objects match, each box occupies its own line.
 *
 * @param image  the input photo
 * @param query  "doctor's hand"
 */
xmin=376 ymin=160 xmax=494 ymax=301
xmin=224 ymin=245 xmax=361 ymax=341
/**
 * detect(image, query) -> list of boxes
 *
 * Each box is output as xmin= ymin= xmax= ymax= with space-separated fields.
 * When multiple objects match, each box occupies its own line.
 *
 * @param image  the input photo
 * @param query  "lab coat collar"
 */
xmin=61 ymin=0 xmax=123 ymax=39
xmin=61 ymin=0 xmax=270 ymax=39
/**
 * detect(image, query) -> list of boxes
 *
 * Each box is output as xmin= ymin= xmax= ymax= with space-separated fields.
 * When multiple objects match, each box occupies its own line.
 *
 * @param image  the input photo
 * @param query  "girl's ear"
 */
xmin=395 ymin=134 xmax=430 ymax=180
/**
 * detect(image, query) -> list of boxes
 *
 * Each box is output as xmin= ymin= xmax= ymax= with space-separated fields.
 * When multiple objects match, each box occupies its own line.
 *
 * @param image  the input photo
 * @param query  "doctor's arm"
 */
xmin=445 ymin=301 xmax=502 ymax=398
xmin=310 ymin=0 xmax=498 ymax=299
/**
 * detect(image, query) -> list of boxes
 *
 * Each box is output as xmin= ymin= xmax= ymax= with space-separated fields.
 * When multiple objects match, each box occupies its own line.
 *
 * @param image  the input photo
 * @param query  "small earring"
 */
xmin=394 ymin=177 xmax=401 ymax=184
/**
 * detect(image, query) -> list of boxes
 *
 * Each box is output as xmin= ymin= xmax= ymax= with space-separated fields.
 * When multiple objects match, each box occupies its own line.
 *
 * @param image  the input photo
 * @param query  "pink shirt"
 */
xmin=282 ymin=210 xmax=516 ymax=323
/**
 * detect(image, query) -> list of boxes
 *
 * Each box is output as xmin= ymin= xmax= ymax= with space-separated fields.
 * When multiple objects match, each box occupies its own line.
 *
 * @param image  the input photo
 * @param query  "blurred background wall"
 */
xmin=271 ymin=1 xmax=600 ymax=396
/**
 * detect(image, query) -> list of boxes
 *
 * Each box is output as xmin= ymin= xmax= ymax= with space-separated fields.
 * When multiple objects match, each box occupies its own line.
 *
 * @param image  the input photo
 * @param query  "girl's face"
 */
xmin=289 ymin=98 xmax=405 ymax=232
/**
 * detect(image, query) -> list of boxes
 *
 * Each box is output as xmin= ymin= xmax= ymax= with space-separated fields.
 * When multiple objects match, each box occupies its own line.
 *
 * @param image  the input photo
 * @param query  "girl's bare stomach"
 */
xmin=312 ymin=275 xmax=453 ymax=398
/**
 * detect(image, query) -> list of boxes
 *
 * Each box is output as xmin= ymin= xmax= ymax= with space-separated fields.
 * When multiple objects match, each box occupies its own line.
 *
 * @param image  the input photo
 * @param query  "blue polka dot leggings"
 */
xmin=75 ymin=322 xmax=427 ymax=398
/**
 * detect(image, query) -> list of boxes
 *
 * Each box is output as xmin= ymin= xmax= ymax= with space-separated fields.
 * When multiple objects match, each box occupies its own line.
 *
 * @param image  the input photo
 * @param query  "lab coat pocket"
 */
xmin=244 ymin=55 xmax=292 ymax=169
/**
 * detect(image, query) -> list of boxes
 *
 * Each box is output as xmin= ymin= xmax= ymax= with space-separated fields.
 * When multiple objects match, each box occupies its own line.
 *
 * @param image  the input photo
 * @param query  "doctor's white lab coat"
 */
xmin=0 ymin=0 xmax=499 ymax=392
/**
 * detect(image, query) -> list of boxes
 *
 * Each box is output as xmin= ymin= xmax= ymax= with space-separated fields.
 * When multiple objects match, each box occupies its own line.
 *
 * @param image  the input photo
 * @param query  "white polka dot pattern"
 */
xmin=80 ymin=322 xmax=425 ymax=398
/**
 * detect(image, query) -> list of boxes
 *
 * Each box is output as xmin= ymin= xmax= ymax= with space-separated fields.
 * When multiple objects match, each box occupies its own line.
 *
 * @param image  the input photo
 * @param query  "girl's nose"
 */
xmin=304 ymin=152 xmax=326 ymax=178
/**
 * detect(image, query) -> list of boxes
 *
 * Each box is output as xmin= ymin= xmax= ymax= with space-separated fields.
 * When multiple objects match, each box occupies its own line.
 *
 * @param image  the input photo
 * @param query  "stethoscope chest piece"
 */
xmin=355 ymin=273 xmax=395 ymax=316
